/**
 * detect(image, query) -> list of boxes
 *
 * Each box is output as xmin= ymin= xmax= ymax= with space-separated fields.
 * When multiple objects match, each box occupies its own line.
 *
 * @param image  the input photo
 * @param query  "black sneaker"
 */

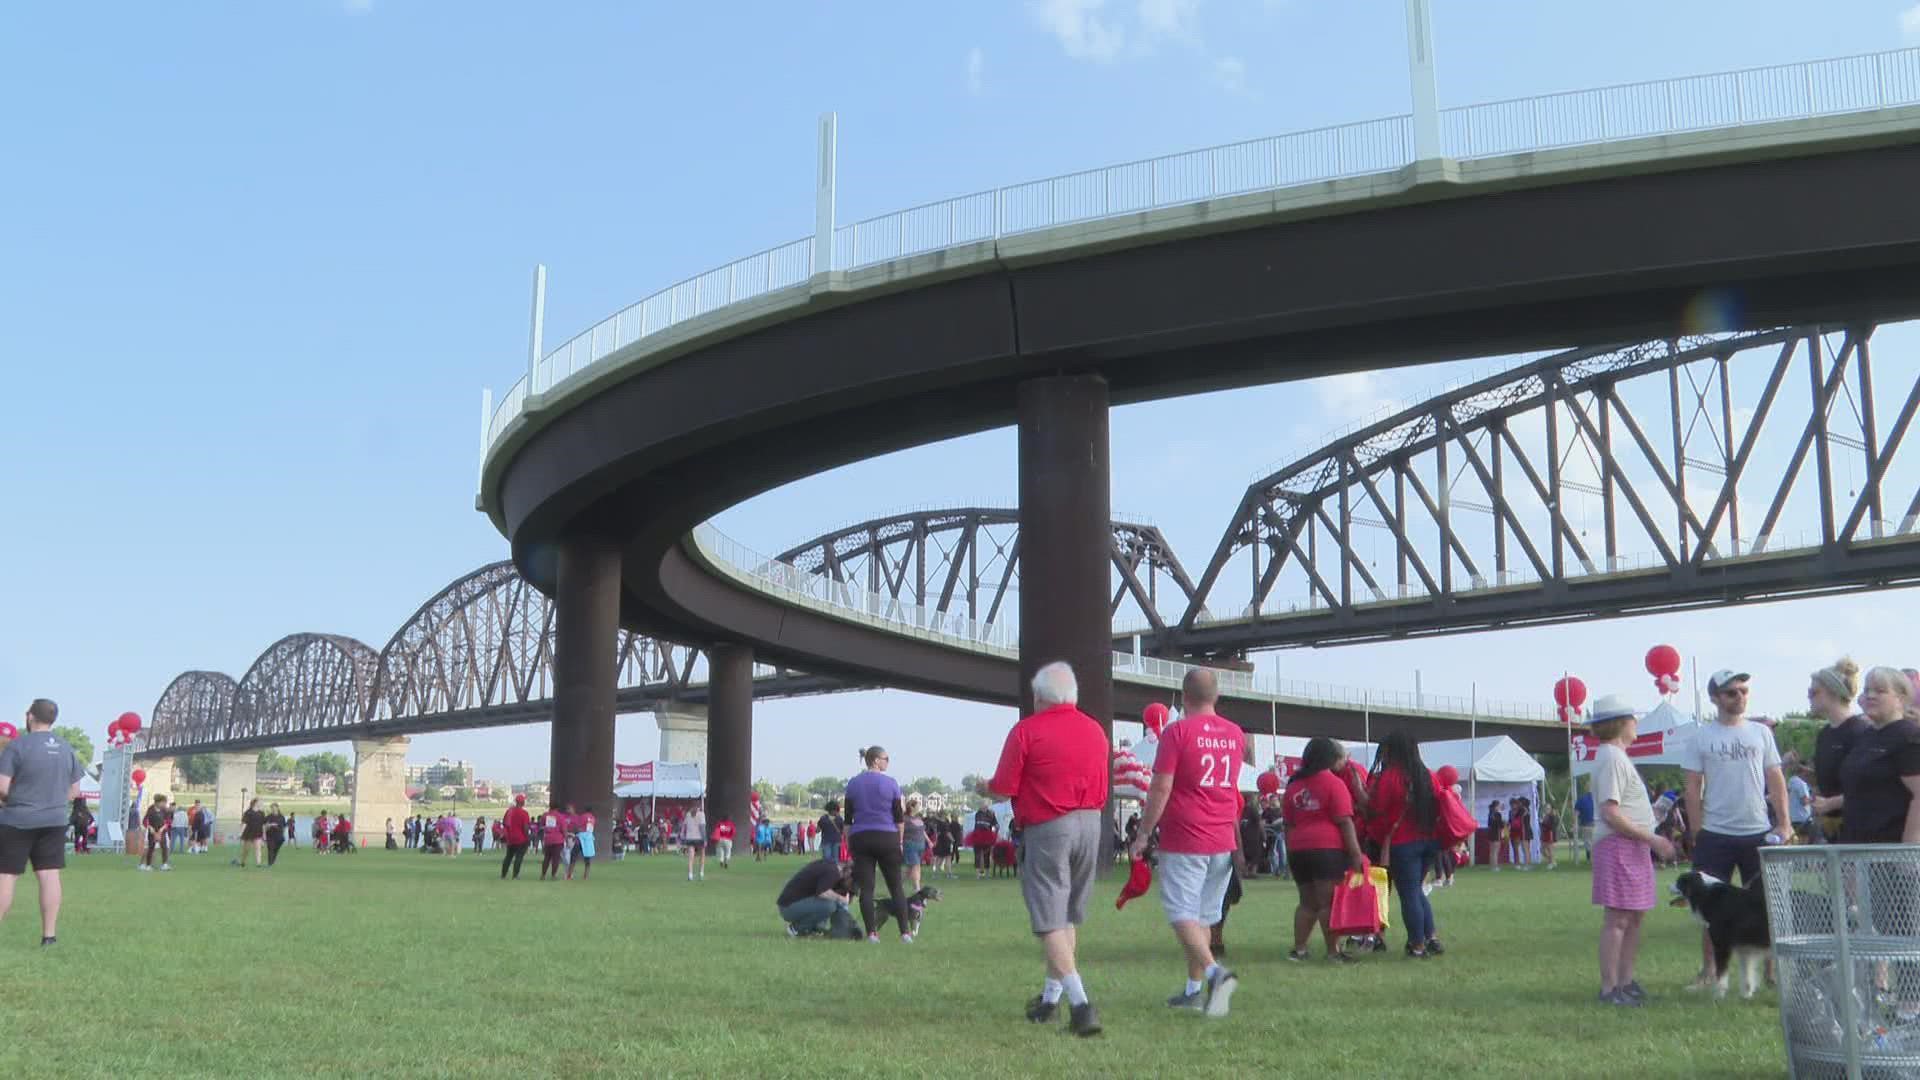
xmin=1166 ymin=988 xmax=1204 ymax=1011
xmin=1067 ymin=1002 xmax=1102 ymax=1037
xmin=40 ymin=936 xmax=56 ymax=947
xmin=1425 ymin=938 xmax=1446 ymax=956
xmin=1024 ymin=995 xmax=1058 ymax=1024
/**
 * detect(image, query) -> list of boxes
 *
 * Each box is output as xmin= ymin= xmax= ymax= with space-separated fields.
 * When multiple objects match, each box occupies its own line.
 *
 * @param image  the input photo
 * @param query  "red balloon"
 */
xmin=1256 ymin=770 xmax=1281 ymax=796
xmin=1435 ymin=765 xmax=1459 ymax=789
xmin=1142 ymin=703 xmax=1169 ymax=736
xmin=0 ymin=721 xmax=16 ymax=739
xmin=118 ymin=711 xmax=142 ymax=734
xmin=1552 ymin=676 xmax=1588 ymax=710
xmin=1644 ymin=645 xmax=1682 ymax=678
xmin=131 ymin=768 xmax=148 ymax=785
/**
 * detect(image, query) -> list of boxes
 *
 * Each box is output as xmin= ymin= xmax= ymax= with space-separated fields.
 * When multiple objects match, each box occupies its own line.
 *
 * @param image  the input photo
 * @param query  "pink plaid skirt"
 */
xmin=1591 ymin=834 xmax=1656 ymax=910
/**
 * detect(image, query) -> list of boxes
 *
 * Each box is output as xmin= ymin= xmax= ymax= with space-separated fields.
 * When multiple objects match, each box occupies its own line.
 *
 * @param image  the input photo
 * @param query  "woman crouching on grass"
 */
xmin=1587 ymin=694 xmax=1674 ymax=1007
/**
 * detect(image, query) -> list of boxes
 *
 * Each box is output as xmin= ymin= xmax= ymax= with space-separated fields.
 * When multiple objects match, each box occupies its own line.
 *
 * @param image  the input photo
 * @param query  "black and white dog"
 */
xmin=876 ymin=886 xmax=943 ymax=938
xmin=1671 ymin=872 xmax=1772 ymax=999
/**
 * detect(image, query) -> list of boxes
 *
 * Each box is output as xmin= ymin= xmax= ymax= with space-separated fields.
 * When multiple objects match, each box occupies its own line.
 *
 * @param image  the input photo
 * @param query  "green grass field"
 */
xmin=0 ymin=848 xmax=1784 ymax=1078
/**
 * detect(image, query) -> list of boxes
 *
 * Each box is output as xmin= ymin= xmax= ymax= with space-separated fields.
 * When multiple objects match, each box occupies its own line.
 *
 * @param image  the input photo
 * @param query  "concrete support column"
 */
xmin=351 ymin=736 xmax=411 ymax=849
xmin=654 ymin=707 xmax=709 ymax=773
xmin=212 ymin=752 xmax=257 ymax=845
xmin=136 ymin=756 xmax=179 ymax=803
xmin=550 ymin=532 xmax=621 ymax=853
xmin=706 ymin=644 xmax=754 ymax=831
xmin=1017 ymin=374 xmax=1115 ymax=870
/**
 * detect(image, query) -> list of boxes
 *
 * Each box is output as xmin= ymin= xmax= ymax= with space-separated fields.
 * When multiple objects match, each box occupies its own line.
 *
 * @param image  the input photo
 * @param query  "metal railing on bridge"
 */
xmin=484 ymin=45 xmax=1920 ymax=457
xmin=691 ymin=522 xmax=1558 ymax=726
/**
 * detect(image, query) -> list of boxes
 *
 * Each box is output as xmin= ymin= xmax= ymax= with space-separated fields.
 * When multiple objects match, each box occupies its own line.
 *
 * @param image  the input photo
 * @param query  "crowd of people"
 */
xmin=2 ymin=644 xmax=1914 ymax=1045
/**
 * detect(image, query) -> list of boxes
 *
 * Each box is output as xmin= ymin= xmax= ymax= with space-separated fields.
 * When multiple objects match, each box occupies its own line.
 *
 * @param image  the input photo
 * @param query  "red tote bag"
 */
xmin=1329 ymin=862 xmax=1384 ymax=937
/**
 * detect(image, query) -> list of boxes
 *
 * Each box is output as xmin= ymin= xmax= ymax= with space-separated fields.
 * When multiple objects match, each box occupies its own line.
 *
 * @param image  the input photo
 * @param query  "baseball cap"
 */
xmin=1707 ymin=669 xmax=1751 ymax=695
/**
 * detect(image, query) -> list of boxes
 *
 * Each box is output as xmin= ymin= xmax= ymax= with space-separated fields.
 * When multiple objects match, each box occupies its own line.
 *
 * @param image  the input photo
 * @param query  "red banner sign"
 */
xmin=1571 ymin=731 xmax=1666 ymax=762
xmin=615 ymin=762 xmax=653 ymax=783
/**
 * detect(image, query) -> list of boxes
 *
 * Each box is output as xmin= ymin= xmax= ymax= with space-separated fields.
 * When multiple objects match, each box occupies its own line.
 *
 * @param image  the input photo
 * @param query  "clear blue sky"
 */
xmin=6 ymin=1 xmax=1918 ymax=786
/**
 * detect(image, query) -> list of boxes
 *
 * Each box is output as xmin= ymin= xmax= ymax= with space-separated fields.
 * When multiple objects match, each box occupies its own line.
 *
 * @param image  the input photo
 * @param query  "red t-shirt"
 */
xmin=1283 ymin=769 xmax=1355 ymax=851
xmin=1364 ymin=766 xmax=1440 ymax=845
xmin=540 ymin=811 xmax=567 ymax=846
xmin=1150 ymin=711 xmax=1245 ymax=854
xmin=713 ymin=821 xmax=736 ymax=841
xmin=502 ymin=806 xmax=532 ymax=845
xmin=333 ymin=818 xmax=351 ymax=837
xmin=990 ymin=703 xmax=1110 ymax=828
xmin=575 ymin=813 xmax=595 ymax=836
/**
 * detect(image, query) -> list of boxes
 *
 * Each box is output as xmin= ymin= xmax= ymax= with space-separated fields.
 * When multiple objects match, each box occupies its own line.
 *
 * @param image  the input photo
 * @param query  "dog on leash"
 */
xmin=875 ymin=886 xmax=943 ymax=937
xmin=1671 ymin=871 xmax=1772 ymax=999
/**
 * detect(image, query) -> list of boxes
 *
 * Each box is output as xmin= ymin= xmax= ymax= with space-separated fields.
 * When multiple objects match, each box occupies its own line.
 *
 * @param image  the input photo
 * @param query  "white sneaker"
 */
xmin=138 ymin=864 xmax=153 ymax=872
xmin=160 ymin=864 xmax=172 ymax=872
xmin=901 ymin=934 xmax=915 ymax=944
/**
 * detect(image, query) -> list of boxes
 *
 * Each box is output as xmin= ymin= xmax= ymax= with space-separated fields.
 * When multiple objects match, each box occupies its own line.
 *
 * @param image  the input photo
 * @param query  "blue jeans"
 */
xmin=1388 ymin=840 xmax=1439 ymax=946
xmin=779 ymin=897 xmax=855 ymax=938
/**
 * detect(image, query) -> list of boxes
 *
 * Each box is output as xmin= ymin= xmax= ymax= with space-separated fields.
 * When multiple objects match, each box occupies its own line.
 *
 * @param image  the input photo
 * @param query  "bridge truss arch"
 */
xmin=1170 ymin=323 xmax=1920 ymax=655
xmin=228 ymin=633 xmax=381 ymax=743
xmin=775 ymin=507 xmax=1197 ymax=636
xmin=147 ymin=671 xmax=240 ymax=753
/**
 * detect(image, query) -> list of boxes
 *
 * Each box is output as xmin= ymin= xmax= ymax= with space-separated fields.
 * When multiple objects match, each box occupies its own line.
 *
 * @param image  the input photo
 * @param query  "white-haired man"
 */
xmin=1130 ymin=667 xmax=1245 ymax=1017
xmin=990 ymin=660 xmax=1110 ymax=1037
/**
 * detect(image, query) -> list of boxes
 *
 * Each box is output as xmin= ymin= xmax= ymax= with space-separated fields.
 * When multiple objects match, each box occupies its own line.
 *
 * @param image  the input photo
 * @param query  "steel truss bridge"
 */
xmin=150 ymin=322 xmax=1920 ymax=757
xmin=145 ymin=512 xmax=1201 ymax=754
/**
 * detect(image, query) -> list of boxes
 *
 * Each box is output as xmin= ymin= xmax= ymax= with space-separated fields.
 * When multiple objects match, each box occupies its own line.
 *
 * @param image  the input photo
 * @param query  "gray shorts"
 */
xmin=1019 ymin=810 xmax=1101 ymax=935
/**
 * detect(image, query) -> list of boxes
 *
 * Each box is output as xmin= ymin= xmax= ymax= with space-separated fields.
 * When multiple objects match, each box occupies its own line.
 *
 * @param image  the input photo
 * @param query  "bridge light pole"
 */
xmin=1404 ymin=0 xmax=1442 ymax=161
xmin=527 ymin=263 xmax=547 ymax=395
xmin=815 ymin=113 xmax=838 ymax=274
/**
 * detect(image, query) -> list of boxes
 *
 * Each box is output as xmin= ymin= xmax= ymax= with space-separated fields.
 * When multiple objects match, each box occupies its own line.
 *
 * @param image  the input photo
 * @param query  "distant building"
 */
xmin=405 ymin=757 xmax=475 ymax=787
xmin=923 ymin=792 xmax=948 ymax=813
xmin=314 ymin=773 xmax=338 ymax=796
xmin=257 ymin=772 xmax=301 ymax=795
xmin=515 ymin=782 xmax=551 ymax=803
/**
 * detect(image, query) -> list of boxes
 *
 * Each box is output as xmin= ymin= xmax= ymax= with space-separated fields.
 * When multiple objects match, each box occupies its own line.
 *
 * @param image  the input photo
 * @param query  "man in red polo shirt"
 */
xmin=499 ymin=794 xmax=532 ymax=880
xmin=1129 ymin=667 xmax=1245 ymax=1017
xmin=712 ymin=817 xmax=737 ymax=868
xmin=990 ymin=660 xmax=1109 ymax=1038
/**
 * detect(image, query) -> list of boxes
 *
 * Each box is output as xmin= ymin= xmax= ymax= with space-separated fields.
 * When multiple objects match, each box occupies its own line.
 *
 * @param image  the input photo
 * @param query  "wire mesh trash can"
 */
xmin=1762 ymin=845 xmax=1920 ymax=1079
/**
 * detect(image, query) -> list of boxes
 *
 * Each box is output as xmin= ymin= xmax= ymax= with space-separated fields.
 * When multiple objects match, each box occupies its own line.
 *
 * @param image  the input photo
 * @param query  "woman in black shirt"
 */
xmin=239 ymin=798 xmax=267 ymax=869
xmin=1818 ymin=666 xmax=1920 ymax=845
xmin=264 ymin=804 xmax=287 ymax=866
xmin=1808 ymin=658 xmax=1868 ymax=843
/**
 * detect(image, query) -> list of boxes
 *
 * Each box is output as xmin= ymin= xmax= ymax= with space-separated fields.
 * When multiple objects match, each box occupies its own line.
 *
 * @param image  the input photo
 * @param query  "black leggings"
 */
xmin=266 ymin=834 xmax=284 ymax=866
xmin=540 ymin=843 xmax=563 ymax=878
xmin=501 ymin=842 xmax=528 ymax=879
xmin=849 ymin=830 xmax=908 ymax=937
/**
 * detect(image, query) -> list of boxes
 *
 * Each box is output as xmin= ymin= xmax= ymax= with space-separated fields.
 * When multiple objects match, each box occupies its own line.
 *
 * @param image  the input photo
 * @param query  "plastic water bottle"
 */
xmin=1651 ymin=793 xmax=1675 ymax=822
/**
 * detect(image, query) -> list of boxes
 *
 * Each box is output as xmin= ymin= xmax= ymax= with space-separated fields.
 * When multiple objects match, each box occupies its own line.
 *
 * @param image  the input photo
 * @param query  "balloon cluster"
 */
xmin=1255 ymin=770 xmax=1281 ymax=797
xmin=0 ymin=721 xmax=16 ymax=740
xmin=1552 ymin=675 xmax=1588 ymax=725
xmin=1645 ymin=645 xmax=1683 ymax=696
xmin=106 ymin=711 xmax=143 ymax=747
